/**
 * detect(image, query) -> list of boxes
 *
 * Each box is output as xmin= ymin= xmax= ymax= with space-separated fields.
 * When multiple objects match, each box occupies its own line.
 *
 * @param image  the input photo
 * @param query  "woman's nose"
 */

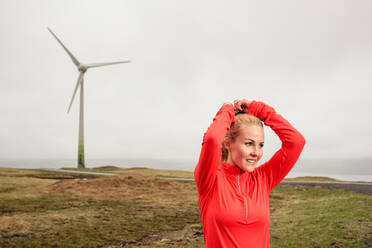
xmin=250 ymin=149 xmax=258 ymax=157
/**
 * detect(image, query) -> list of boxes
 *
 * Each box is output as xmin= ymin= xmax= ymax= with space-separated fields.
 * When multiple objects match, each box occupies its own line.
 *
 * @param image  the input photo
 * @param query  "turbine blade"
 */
xmin=67 ymin=73 xmax=84 ymax=113
xmin=86 ymin=61 xmax=130 ymax=69
xmin=47 ymin=27 xmax=80 ymax=67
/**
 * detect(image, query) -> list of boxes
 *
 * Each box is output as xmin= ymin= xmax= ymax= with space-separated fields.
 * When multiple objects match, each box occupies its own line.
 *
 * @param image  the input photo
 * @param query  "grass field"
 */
xmin=0 ymin=166 xmax=371 ymax=248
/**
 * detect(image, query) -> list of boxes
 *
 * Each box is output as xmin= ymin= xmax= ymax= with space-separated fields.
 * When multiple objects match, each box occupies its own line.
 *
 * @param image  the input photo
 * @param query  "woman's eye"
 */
xmin=259 ymin=144 xmax=264 ymax=148
xmin=245 ymin=142 xmax=253 ymax=146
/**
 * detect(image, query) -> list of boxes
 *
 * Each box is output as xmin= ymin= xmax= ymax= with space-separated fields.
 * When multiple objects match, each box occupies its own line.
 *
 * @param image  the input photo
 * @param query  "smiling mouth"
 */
xmin=246 ymin=159 xmax=256 ymax=164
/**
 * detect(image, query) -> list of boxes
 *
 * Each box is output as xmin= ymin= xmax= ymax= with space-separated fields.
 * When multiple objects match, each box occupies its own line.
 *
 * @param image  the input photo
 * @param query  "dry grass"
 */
xmin=0 ymin=176 xmax=57 ymax=198
xmin=46 ymin=174 xmax=197 ymax=207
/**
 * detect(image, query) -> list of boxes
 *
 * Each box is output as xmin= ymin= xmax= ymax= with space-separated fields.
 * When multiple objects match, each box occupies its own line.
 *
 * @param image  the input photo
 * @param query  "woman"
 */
xmin=194 ymin=99 xmax=305 ymax=248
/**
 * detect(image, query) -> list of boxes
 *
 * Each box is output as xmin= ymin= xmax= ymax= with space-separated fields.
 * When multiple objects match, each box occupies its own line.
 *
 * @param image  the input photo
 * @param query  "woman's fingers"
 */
xmin=234 ymin=99 xmax=251 ymax=113
xmin=233 ymin=100 xmax=242 ymax=111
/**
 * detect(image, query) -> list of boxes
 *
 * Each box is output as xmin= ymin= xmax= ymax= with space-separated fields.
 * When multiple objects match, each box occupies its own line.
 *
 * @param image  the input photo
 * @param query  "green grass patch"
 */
xmin=269 ymin=185 xmax=372 ymax=248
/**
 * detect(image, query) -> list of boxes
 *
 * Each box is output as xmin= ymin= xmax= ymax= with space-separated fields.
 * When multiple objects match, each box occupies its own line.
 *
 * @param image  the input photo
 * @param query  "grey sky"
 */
xmin=1 ymin=0 xmax=371 ymax=165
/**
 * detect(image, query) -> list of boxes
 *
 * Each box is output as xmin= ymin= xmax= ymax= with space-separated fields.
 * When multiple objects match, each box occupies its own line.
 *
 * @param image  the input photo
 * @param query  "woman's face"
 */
xmin=225 ymin=125 xmax=264 ymax=172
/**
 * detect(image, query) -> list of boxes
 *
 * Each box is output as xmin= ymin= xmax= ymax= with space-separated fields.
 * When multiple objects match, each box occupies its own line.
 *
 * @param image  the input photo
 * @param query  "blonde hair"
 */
xmin=221 ymin=113 xmax=263 ymax=162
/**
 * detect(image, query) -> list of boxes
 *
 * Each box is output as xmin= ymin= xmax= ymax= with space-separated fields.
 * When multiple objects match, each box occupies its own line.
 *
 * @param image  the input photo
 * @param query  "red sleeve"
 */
xmin=194 ymin=104 xmax=235 ymax=195
xmin=248 ymin=101 xmax=306 ymax=192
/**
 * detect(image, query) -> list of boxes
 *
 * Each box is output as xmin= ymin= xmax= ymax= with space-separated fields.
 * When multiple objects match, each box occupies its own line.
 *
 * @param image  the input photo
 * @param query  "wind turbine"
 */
xmin=47 ymin=27 xmax=130 ymax=169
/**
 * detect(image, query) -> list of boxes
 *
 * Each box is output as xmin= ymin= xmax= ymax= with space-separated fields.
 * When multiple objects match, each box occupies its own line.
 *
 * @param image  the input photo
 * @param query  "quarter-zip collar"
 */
xmin=222 ymin=161 xmax=244 ymax=175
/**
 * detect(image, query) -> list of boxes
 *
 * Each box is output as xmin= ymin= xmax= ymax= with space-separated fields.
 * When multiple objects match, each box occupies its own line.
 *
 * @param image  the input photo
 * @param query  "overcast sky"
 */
xmin=1 ymin=0 xmax=371 ymax=165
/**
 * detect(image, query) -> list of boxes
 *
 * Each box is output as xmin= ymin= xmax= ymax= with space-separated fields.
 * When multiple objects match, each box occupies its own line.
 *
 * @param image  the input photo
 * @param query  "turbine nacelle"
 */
xmin=78 ymin=64 xmax=88 ymax=73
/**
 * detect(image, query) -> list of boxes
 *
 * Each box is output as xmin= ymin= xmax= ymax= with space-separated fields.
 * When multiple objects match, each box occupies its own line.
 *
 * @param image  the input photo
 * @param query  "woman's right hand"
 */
xmin=233 ymin=99 xmax=251 ymax=113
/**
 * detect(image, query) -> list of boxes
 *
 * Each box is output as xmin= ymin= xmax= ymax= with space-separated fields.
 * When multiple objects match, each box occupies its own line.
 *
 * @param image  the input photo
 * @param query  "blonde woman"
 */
xmin=194 ymin=99 xmax=305 ymax=248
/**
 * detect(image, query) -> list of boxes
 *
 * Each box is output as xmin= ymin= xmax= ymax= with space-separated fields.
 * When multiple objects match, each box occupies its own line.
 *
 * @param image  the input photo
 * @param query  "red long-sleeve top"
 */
xmin=194 ymin=101 xmax=306 ymax=248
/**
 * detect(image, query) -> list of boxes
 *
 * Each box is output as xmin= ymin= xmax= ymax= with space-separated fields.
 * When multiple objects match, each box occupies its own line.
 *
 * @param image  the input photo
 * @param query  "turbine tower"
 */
xmin=47 ymin=27 xmax=130 ymax=168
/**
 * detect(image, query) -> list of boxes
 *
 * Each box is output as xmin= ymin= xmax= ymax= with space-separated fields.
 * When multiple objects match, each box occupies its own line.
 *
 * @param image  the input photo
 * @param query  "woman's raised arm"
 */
xmin=247 ymin=101 xmax=306 ymax=191
xmin=194 ymin=103 xmax=235 ymax=196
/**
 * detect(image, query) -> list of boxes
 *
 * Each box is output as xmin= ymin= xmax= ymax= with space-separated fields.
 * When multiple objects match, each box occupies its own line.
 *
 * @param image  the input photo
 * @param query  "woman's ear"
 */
xmin=223 ymin=138 xmax=231 ymax=152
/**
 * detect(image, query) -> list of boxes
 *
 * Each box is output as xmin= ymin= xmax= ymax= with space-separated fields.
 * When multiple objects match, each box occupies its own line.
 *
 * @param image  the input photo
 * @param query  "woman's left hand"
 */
xmin=233 ymin=99 xmax=251 ymax=113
